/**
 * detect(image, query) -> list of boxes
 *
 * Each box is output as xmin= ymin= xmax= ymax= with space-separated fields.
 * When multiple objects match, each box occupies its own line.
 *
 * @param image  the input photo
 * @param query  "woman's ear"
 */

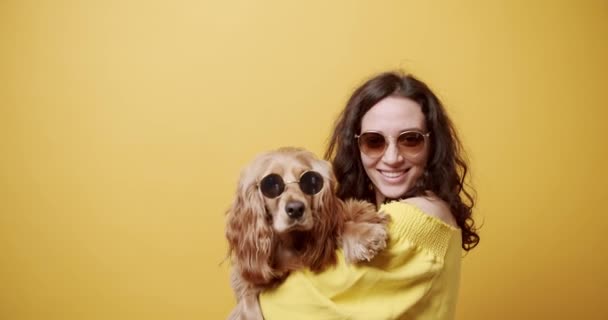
xmin=225 ymin=167 xmax=276 ymax=285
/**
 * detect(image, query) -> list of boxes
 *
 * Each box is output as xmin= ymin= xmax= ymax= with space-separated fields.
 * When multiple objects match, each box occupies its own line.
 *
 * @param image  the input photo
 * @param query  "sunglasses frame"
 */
xmin=354 ymin=130 xmax=431 ymax=158
xmin=256 ymin=170 xmax=324 ymax=199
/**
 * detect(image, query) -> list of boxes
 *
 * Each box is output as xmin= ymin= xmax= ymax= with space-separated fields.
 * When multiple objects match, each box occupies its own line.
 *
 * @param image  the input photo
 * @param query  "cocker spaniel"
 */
xmin=225 ymin=147 xmax=390 ymax=320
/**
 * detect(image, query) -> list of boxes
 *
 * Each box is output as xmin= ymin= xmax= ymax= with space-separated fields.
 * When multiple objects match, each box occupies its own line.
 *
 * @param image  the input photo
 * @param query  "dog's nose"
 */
xmin=285 ymin=201 xmax=305 ymax=219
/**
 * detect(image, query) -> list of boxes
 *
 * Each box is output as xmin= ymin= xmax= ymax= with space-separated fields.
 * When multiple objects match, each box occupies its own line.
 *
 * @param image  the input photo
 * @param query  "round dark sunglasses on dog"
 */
xmin=355 ymin=130 xmax=431 ymax=158
xmin=258 ymin=171 xmax=324 ymax=198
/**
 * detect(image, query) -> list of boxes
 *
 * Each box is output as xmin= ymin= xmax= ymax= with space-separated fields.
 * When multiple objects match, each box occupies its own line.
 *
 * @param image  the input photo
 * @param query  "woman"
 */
xmin=260 ymin=71 xmax=480 ymax=319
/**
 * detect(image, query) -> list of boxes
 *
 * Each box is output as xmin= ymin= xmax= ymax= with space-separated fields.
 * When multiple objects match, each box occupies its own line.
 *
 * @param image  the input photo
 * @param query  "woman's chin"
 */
xmin=376 ymin=186 xmax=410 ymax=201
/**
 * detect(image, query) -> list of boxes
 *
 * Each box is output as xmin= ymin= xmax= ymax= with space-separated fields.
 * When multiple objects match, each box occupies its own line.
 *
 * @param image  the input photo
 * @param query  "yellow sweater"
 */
xmin=259 ymin=201 xmax=462 ymax=320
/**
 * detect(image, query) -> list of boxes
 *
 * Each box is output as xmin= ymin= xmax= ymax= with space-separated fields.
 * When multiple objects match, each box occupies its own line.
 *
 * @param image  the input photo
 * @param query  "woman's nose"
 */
xmin=381 ymin=141 xmax=403 ymax=165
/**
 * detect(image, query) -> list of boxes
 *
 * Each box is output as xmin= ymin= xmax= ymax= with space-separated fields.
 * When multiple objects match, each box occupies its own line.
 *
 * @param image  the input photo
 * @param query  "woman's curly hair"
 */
xmin=325 ymin=71 xmax=480 ymax=251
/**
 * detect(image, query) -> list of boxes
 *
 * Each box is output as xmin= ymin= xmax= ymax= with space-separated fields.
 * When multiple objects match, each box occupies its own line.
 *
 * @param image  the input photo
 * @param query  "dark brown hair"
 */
xmin=325 ymin=71 xmax=479 ymax=251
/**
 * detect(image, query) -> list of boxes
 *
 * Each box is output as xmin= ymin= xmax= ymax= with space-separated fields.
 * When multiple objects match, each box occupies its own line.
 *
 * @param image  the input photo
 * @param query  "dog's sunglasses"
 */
xmin=355 ymin=130 xmax=431 ymax=158
xmin=258 ymin=171 xmax=324 ymax=199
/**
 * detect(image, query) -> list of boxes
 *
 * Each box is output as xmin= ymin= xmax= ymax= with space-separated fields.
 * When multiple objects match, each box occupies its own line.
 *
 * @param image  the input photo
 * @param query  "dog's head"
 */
xmin=226 ymin=147 xmax=343 ymax=285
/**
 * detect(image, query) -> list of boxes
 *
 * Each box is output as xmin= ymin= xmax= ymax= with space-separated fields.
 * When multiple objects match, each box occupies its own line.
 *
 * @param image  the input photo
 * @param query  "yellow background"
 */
xmin=1 ymin=0 xmax=607 ymax=319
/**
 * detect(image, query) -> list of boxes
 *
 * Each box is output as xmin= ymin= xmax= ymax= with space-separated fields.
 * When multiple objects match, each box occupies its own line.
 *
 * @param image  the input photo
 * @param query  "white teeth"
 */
xmin=381 ymin=171 xmax=404 ymax=178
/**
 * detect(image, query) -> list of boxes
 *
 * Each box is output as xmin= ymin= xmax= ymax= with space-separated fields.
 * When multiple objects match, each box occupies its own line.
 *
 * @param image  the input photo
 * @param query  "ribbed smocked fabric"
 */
xmin=385 ymin=201 xmax=455 ymax=260
xmin=259 ymin=201 xmax=462 ymax=320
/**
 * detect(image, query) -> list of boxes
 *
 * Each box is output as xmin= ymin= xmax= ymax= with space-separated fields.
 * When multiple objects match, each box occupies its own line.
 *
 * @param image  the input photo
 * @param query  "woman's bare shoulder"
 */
xmin=402 ymin=193 xmax=458 ymax=228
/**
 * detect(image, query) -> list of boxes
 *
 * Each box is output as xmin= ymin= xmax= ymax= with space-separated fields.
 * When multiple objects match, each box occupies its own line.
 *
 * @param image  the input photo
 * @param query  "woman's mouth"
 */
xmin=378 ymin=169 xmax=409 ymax=180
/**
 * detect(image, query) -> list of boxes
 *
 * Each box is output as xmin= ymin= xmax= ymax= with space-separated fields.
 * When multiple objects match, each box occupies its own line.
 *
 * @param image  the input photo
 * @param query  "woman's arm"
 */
xmin=260 ymin=201 xmax=462 ymax=320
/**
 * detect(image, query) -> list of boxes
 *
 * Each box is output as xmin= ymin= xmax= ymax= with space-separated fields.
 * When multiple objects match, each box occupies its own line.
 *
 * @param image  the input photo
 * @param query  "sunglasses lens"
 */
xmin=398 ymin=131 xmax=426 ymax=153
xmin=299 ymin=171 xmax=324 ymax=195
xmin=358 ymin=132 xmax=387 ymax=157
xmin=259 ymin=174 xmax=284 ymax=198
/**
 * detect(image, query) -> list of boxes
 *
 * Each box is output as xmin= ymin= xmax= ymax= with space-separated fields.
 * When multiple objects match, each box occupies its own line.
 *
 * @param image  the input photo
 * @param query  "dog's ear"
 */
xmin=225 ymin=164 xmax=276 ymax=286
xmin=304 ymin=159 xmax=345 ymax=271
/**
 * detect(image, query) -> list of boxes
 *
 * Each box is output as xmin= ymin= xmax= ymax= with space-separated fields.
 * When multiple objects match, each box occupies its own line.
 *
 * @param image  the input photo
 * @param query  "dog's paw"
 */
xmin=360 ymin=222 xmax=389 ymax=261
xmin=342 ymin=217 xmax=389 ymax=263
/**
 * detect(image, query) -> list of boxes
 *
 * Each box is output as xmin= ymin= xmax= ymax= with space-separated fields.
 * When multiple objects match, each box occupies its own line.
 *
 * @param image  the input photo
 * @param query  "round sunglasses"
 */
xmin=258 ymin=171 xmax=324 ymax=198
xmin=355 ymin=130 xmax=431 ymax=158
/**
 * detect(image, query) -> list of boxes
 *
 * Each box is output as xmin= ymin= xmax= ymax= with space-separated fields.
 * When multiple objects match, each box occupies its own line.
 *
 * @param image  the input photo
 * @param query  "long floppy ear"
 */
xmin=304 ymin=158 xmax=345 ymax=271
xmin=225 ymin=165 xmax=276 ymax=286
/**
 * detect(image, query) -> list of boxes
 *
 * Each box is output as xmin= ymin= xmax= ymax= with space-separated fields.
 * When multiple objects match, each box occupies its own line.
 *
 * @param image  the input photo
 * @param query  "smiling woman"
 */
xmin=327 ymin=71 xmax=478 ymax=245
xmin=259 ymin=71 xmax=479 ymax=319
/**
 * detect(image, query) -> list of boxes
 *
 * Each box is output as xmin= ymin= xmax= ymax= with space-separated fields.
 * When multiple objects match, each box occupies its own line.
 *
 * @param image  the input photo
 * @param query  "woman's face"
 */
xmin=359 ymin=95 xmax=430 ymax=205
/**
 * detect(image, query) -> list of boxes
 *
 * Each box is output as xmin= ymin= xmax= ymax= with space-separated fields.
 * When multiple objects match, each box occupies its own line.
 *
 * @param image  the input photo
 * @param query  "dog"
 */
xmin=225 ymin=147 xmax=390 ymax=320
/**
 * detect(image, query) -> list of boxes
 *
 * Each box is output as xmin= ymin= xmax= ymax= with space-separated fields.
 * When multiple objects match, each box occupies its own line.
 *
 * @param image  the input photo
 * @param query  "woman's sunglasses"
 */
xmin=355 ymin=130 xmax=430 ymax=158
xmin=258 ymin=171 xmax=324 ymax=199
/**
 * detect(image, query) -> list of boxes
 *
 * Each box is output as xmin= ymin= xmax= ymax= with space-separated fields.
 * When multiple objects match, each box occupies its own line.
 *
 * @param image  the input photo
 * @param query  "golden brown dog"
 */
xmin=225 ymin=147 xmax=389 ymax=319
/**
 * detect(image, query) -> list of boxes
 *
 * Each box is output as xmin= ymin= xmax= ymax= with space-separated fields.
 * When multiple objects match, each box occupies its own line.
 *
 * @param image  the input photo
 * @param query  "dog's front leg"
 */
xmin=228 ymin=292 xmax=263 ymax=320
xmin=341 ymin=200 xmax=390 ymax=263
xmin=229 ymin=270 xmax=264 ymax=320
